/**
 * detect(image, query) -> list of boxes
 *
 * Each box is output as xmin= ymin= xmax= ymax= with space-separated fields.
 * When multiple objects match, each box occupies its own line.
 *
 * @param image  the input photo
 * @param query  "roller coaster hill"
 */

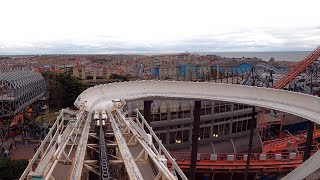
xmin=0 ymin=71 xmax=48 ymax=145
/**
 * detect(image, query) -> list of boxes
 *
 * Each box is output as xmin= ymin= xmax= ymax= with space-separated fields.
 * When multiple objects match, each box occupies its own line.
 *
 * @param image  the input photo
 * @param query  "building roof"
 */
xmin=0 ymin=71 xmax=44 ymax=88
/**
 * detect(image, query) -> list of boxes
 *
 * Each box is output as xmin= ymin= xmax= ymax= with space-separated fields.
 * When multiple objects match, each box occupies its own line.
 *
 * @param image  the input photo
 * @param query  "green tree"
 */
xmin=0 ymin=159 xmax=28 ymax=180
xmin=43 ymin=73 xmax=86 ymax=108
xmin=109 ymin=74 xmax=128 ymax=81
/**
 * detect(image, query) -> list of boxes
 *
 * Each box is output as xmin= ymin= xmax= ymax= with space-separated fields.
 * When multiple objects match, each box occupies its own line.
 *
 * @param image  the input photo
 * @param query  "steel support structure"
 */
xmin=283 ymin=150 xmax=320 ymax=180
xmin=189 ymin=101 xmax=201 ymax=180
xmin=244 ymin=106 xmax=256 ymax=180
xmin=108 ymin=112 xmax=143 ymax=180
xmin=274 ymin=45 xmax=320 ymax=89
xmin=303 ymin=121 xmax=315 ymax=161
xmin=143 ymin=100 xmax=152 ymax=132
xmin=19 ymin=107 xmax=83 ymax=180
xmin=133 ymin=109 xmax=187 ymax=180
xmin=0 ymin=71 xmax=46 ymax=118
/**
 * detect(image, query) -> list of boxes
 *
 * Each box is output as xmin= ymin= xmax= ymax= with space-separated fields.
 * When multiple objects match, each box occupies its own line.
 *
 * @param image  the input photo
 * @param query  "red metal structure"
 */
xmin=169 ymin=151 xmax=308 ymax=174
xmin=273 ymin=45 xmax=320 ymax=89
xmin=171 ymin=45 xmax=320 ymax=177
xmin=263 ymin=129 xmax=320 ymax=153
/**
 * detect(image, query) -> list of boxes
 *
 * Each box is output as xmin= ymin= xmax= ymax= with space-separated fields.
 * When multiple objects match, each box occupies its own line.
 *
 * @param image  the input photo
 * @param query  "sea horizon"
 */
xmin=0 ymin=51 xmax=312 ymax=62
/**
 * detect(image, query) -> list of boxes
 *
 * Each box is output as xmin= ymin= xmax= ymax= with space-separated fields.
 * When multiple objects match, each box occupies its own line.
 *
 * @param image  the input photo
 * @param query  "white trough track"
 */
xmin=21 ymin=81 xmax=320 ymax=180
xmin=75 ymin=81 xmax=320 ymax=124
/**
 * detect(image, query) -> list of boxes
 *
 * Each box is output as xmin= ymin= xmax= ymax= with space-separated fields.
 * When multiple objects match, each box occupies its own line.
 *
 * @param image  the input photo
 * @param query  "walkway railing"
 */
xmin=263 ymin=129 xmax=320 ymax=152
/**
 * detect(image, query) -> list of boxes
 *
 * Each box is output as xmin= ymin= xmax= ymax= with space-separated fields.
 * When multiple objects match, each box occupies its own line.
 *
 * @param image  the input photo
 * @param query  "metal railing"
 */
xmin=129 ymin=109 xmax=188 ymax=180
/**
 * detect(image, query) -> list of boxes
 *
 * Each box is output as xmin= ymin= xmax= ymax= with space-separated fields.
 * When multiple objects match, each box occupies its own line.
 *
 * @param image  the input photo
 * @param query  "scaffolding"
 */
xmin=0 ymin=71 xmax=46 ymax=119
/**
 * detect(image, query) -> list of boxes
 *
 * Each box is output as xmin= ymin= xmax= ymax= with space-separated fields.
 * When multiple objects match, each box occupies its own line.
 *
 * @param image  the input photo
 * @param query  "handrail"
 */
xmin=134 ymin=109 xmax=188 ymax=180
xmin=19 ymin=109 xmax=63 ymax=180
xmin=116 ymin=109 xmax=181 ymax=180
xmin=69 ymin=109 xmax=92 ymax=180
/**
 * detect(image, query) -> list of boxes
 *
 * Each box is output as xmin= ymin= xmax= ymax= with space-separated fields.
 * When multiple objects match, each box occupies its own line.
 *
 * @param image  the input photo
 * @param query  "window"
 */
xmin=224 ymin=123 xmax=230 ymax=135
xmin=237 ymin=121 xmax=242 ymax=132
xmin=242 ymin=120 xmax=248 ymax=131
xmin=213 ymin=125 xmax=218 ymax=135
xmin=200 ymin=126 xmax=210 ymax=139
xmin=171 ymin=112 xmax=178 ymax=119
xmin=201 ymin=108 xmax=206 ymax=115
xmin=160 ymin=113 xmax=167 ymax=121
xmin=234 ymin=104 xmax=239 ymax=110
xmin=232 ymin=122 xmax=237 ymax=133
xmin=170 ymin=132 xmax=176 ymax=144
xmin=226 ymin=104 xmax=231 ymax=112
xmin=182 ymin=130 xmax=189 ymax=142
xmin=206 ymin=107 xmax=212 ymax=115
xmin=218 ymin=124 xmax=224 ymax=136
xmin=153 ymin=114 xmax=160 ymax=121
xmin=184 ymin=110 xmax=191 ymax=118
xmin=158 ymin=133 xmax=167 ymax=144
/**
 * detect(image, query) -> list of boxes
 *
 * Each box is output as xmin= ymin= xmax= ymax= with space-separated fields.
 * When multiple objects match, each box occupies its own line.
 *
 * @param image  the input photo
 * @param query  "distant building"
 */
xmin=269 ymin=57 xmax=275 ymax=62
xmin=155 ymin=61 xmax=179 ymax=80
xmin=179 ymin=64 xmax=197 ymax=80
xmin=153 ymin=67 xmax=160 ymax=77
xmin=231 ymin=63 xmax=253 ymax=73
xmin=126 ymin=100 xmax=261 ymax=151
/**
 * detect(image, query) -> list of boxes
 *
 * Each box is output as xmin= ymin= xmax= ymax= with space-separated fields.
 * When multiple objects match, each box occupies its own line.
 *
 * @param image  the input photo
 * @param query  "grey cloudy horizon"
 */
xmin=0 ymin=0 xmax=319 ymax=55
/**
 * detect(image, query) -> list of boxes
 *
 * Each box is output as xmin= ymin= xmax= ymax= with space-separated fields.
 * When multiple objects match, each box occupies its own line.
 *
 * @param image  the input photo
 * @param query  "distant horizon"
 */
xmin=0 ymin=50 xmax=313 ymax=56
xmin=0 ymin=50 xmax=311 ymax=62
xmin=1 ymin=1 xmax=319 ymax=56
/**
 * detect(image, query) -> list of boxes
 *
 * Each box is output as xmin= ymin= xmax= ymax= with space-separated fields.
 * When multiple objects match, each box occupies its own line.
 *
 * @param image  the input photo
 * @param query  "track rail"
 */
xmin=99 ymin=116 xmax=112 ymax=179
xmin=75 ymin=81 xmax=320 ymax=124
xmin=274 ymin=45 xmax=320 ymax=89
xmin=263 ymin=129 xmax=320 ymax=153
xmin=108 ymin=112 xmax=144 ymax=180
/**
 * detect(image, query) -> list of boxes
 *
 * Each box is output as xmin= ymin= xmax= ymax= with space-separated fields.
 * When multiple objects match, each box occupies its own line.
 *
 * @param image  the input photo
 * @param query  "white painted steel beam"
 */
xmin=69 ymin=111 xmax=92 ymax=180
xmin=116 ymin=109 xmax=187 ymax=180
xmin=75 ymin=81 xmax=320 ymax=124
xmin=282 ymin=150 xmax=320 ymax=180
xmin=108 ymin=112 xmax=144 ymax=180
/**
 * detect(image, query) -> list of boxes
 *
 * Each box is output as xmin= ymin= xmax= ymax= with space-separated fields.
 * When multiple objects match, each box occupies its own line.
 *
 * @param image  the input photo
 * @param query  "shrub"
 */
xmin=0 ymin=159 xmax=28 ymax=180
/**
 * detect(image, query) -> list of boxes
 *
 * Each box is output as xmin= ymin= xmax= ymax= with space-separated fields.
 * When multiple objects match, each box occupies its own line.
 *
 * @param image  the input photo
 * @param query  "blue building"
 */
xmin=211 ymin=65 xmax=226 ymax=73
xmin=153 ymin=67 xmax=159 ymax=76
xmin=179 ymin=64 xmax=200 ymax=79
xmin=231 ymin=63 xmax=253 ymax=73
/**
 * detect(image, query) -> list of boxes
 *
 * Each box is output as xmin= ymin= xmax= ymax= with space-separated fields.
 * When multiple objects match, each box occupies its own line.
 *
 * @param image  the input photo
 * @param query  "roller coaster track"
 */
xmin=169 ymin=151 xmax=307 ymax=174
xmin=98 ymin=115 xmax=112 ymax=179
xmin=256 ymin=63 xmax=285 ymax=75
xmin=274 ymin=45 xmax=320 ymax=89
xmin=20 ymin=78 xmax=320 ymax=179
xmin=263 ymin=129 xmax=320 ymax=153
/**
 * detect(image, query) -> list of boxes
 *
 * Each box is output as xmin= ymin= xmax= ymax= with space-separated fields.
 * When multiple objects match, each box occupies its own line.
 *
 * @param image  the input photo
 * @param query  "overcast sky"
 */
xmin=0 ymin=0 xmax=319 ymax=54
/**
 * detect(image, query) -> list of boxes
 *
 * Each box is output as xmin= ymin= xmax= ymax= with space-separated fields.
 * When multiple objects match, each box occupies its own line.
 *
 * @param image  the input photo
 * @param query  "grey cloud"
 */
xmin=0 ymin=26 xmax=319 ymax=55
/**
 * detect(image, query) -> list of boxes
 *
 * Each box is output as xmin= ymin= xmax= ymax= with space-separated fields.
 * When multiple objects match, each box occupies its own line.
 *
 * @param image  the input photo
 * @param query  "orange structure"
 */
xmin=263 ymin=129 xmax=320 ymax=153
xmin=169 ymin=152 xmax=306 ymax=174
xmin=273 ymin=45 xmax=320 ymax=89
